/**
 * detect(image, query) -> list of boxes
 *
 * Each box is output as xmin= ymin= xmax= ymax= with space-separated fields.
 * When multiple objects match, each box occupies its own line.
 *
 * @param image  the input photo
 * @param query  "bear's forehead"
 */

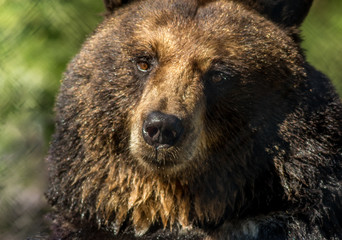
xmin=99 ymin=0 xmax=299 ymax=75
xmin=127 ymin=0 xmax=288 ymax=60
xmin=132 ymin=0 xmax=268 ymax=38
xmin=123 ymin=2 xmax=256 ymax=69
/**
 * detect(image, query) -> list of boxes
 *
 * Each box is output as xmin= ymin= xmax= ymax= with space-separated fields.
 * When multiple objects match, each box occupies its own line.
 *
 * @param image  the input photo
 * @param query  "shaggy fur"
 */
xmin=46 ymin=0 xmax=342 ymax=239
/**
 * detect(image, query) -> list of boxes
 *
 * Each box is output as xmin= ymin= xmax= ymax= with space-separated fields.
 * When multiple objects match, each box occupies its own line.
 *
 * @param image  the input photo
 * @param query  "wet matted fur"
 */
xmin=46 ymin=0 xmax=342 ymax=239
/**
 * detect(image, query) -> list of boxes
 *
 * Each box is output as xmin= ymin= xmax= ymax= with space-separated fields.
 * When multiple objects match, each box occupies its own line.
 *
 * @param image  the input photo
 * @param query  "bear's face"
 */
xmin=50 ymin=0 xmax=313 ymax=234
xmin=78 ymin=0 xmax=305 ymax=176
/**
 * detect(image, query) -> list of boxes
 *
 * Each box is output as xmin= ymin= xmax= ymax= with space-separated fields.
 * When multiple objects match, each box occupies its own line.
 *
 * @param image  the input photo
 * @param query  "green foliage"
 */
xmin=302 ymin=0 xmax=342 ymax=94
xmin=0 ymin=1 xmax=103 ymax=239
xmin=0 ymin=0 xmax=340 ymax=239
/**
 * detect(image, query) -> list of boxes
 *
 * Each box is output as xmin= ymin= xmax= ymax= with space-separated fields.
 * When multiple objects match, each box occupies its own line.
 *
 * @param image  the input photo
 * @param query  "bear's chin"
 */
xmin=131 ymin=144 xmax=191 ymax=172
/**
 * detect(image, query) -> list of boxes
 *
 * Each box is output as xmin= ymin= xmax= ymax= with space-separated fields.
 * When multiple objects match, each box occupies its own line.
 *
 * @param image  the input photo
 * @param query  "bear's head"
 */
xmin=47 ymin=0 xmax=319 ymax=236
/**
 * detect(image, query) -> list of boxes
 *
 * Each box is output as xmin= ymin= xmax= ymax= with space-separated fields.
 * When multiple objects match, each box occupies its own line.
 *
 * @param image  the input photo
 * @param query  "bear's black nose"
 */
xmin=142 ymin=111 xmax=183 ymax=149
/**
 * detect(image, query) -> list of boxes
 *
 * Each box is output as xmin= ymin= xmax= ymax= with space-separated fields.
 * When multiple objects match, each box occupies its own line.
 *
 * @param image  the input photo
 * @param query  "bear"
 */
xmin=46 ymin=0 xmax=342 ymax=239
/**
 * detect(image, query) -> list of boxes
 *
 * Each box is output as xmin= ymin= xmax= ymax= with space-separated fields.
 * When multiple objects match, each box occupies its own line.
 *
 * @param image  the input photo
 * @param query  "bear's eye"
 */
xmin=136 ymin=60 xmax=151 ymax=72
xmin=210 ymin=71 xmax=229 ymax=83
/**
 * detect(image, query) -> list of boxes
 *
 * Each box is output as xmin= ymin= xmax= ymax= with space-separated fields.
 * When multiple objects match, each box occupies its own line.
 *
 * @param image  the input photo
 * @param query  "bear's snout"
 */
xmin=142 ymin=111 xmax=183 ymax=149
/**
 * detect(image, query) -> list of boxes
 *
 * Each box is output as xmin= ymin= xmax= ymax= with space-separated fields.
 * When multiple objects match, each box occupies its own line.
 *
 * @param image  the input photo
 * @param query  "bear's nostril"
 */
xmin=146 ymin=126 xmax=159 ymax=139
xmin=142 ymin=111 xmax=183 ymax=149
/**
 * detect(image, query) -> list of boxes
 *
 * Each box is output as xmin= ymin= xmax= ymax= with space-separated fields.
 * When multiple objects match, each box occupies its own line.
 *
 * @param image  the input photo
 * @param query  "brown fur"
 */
xmin=47 ymin=0 xmax=342 ymax=239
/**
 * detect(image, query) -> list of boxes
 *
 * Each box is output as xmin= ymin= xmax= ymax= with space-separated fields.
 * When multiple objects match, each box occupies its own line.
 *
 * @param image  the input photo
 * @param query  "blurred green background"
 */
xmin=0 ymin=0 xmax=341 ymax=239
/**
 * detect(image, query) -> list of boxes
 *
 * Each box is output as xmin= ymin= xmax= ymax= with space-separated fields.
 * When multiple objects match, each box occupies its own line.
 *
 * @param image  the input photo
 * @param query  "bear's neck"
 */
xmin=94 ymin=162 xmax=243 ymax=235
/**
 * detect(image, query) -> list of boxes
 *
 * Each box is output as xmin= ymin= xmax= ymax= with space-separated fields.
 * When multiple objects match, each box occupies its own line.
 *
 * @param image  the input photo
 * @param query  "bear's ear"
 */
xmin=103 ymin=0 xmax=134 ymax=13
xmin=239 ymin=0 xmax=313 ymax=27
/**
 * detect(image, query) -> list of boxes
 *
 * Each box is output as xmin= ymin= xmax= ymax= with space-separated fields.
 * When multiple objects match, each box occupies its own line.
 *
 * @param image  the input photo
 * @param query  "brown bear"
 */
xmin=46 ymin=0 xmax=342 ymax=239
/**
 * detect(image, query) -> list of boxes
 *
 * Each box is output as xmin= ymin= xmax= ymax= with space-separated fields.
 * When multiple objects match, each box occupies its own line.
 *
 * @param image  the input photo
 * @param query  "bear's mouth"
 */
xmin=130 ymin=128 xmax=204 ymax=174
xmin=130 ymin=127 xmax=199 ymax=171
xmin=139 ymin=145 xmax=184 ymax=168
